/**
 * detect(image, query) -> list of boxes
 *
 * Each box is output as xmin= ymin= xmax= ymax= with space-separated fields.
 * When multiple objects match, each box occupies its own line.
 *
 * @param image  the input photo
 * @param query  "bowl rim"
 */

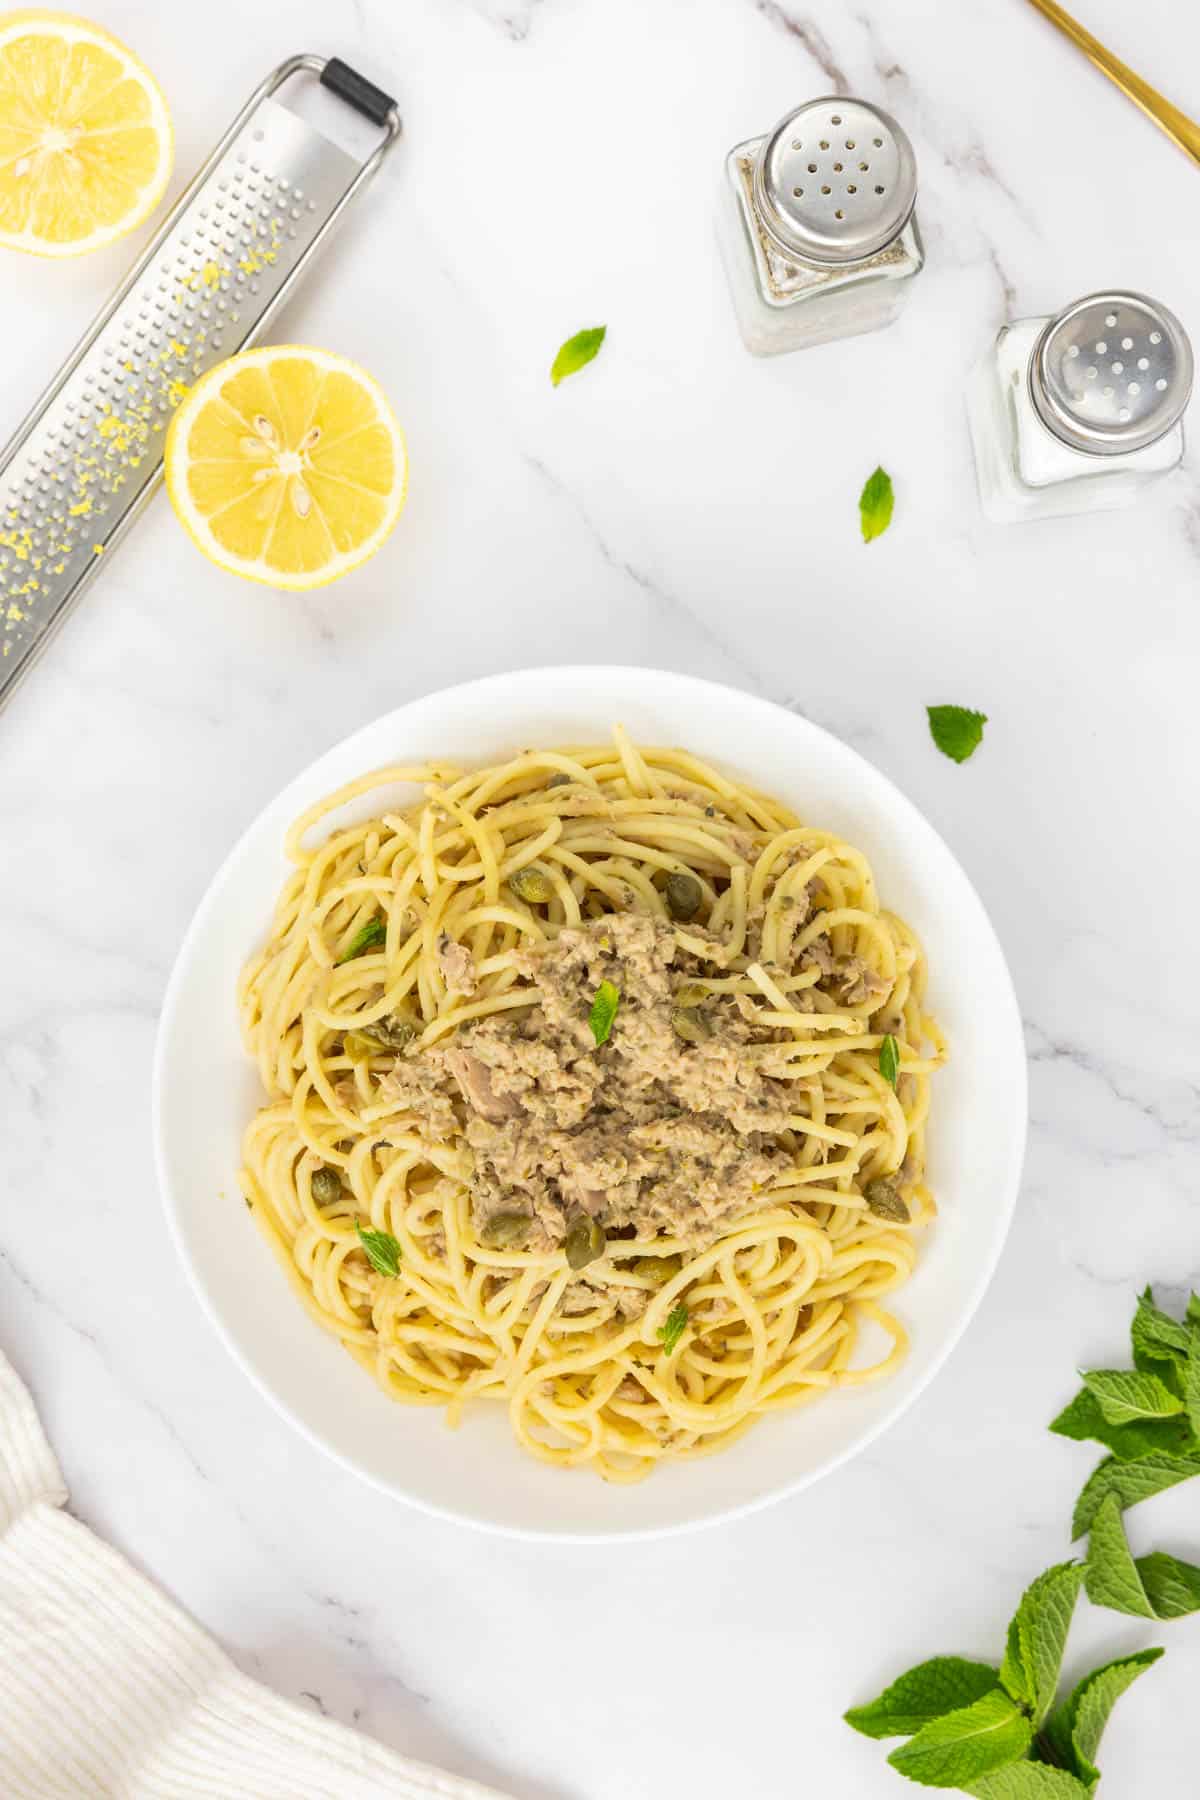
xmin=152 ymin=666 xmax=1027 ymax=1542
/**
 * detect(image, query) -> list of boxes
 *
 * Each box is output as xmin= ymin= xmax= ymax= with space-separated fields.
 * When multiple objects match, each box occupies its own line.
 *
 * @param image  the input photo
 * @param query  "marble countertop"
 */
xmin=3 ymin=1 xmax=1198 ymax=1794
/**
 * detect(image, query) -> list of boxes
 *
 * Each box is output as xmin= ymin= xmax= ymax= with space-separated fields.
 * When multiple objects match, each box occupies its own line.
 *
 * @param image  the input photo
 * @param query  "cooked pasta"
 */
xmin=238 ymin=728 xmax=945 ymax=1481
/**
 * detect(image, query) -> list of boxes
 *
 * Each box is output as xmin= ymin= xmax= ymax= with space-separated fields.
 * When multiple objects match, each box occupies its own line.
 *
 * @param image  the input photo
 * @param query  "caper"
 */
xmin=671 ymin=1006 xmax=711 ymax=1045
xmin=547 ymin=772 xmax=572 ymax=788
xmin=674 ymin=982 xmax=709 ymax=1007
xmin=630 ymin=1254 xmax=683 ymax=1285
xmin=480 ymin=1211 xmax=531 ymax=1249
xmin=346 ymin=1014 xmax=416 ymax=1057
xmin=564 ymin=1216 xmax=606 ymax=1270
xmin=509 ymin=864 xmax=556 ymax=904
xmin=664 ymin=871 xmax=703 ymax=920
xmin=311 ymin=1165 xmax=343 ymax=1205
xmin=863 ymin=1176 xmax=910 ymax=1223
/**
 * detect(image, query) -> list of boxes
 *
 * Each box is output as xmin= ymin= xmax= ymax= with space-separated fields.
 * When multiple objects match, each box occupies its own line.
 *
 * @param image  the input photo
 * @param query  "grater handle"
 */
xmin=320 ymin=57 xmax=399 ymax=129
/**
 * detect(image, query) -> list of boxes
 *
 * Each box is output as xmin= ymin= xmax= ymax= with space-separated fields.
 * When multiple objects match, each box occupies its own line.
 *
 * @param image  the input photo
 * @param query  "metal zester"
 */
xmin=0 ymin=54 xmax=400 ymax=711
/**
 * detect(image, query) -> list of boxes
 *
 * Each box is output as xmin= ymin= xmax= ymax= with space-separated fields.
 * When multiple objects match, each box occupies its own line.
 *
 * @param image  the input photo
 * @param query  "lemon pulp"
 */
xmin=165 ymin=346 xmax=408 ymax=590
xmin=0 ymin=11 xmax=172 ymax=256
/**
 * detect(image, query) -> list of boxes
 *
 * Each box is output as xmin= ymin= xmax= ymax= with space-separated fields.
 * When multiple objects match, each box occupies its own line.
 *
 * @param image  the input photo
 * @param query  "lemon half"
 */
xmin=165 ymin=345 xmax=408 ymax=590
xmin=0 ymin=10 xmax=173 ymax=256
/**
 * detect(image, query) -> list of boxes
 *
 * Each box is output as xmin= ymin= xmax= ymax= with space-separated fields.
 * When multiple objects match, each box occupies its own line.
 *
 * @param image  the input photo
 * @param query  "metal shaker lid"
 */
xmin=752 ymin=96 xmax=917 ymax=266
xmin=1030 ymin=291 xmax=1193 ymax=455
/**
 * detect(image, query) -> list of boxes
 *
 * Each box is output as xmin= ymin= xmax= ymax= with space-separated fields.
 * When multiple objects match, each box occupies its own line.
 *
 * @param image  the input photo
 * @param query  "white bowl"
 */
xmin=153 ymin=667 xmax=1026 ymax=1540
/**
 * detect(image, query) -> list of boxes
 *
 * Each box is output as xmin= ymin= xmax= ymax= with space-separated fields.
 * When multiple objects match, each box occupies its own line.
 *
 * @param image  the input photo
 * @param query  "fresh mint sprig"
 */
xmin=847 ymin=1280 xmax=1200 ymax=1793
xmin=847 ymin=1560 xmax=1136 ymax=1794
xmin=1059 ymin=1286 xmax=1200 ymax=1540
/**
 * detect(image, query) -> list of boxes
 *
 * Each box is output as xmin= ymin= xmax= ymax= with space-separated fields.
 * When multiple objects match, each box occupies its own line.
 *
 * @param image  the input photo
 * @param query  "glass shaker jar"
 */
xmin=717 ymin=96 xmax=924 ymax=357
xmin=968 ymin=291 xmax=1193 ymax=524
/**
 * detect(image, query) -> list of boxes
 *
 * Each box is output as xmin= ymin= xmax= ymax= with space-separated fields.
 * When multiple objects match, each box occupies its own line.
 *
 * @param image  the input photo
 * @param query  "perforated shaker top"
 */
xmin=1030 ymin=291 xmax=1194 ymax=456
xmin=752 ymin=97 xmax=917 ymax=266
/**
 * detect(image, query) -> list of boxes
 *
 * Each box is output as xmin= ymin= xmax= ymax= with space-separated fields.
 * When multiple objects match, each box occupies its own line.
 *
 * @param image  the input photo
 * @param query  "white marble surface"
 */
xmin=2 ymin=0 xmax=1199 ymax=1794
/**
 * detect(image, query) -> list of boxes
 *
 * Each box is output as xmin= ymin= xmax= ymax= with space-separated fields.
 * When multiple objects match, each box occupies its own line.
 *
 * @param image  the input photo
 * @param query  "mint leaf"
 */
xmin=859 ymin=465 xmax=894 ymax=543
xmin=1187 ymin=1292 xmax=1200 ymax=1328
xmin=969 ymin=1769 xmax=1093 ymax=1799
xmin=337 ymin=916 xmax=386 ymax=963
xmin=588 ymin=978 xmax=620 ymax=1046
xmin=550 ymin=325 xmax=606 ymax=387
xmin=355 ymin=1221 xmax=401 ymax=1277
xmin=887 ymin=1689 xmax=1032 ymax=1788
xmin=1002 ymin=1563 xmax=1084 ymax=1724
xmin=1057 ymin=1648 xmax=1165 ymax=1792
xmin=844 ymin=1657 xmax=1001 ymax=1739
xmin=1185 ymin=1330 xmax=1200 ymax=1438
xmin=999 ymin=1612 xmax=1028 ymax=1712
xmin=1136 ymin=1550 xmax=1200 ymax=1618
xmin=1072 ymin=1449 xmax=1200 ymax=1538
xmin=1131 ymin=1286 xmax=1192 ymax=1362
xmin=1084 ymin=1494 xmax=1155 ymax=1618
xmin=657 ymin=1301 xmax=688 ymax=1356
xmin=927 ymin=704 xmax=987 ymax=765
xmin=1082 ymin=1367 xmax=1184 ymax=1425
xmin=1049 ymin=1387 xmax=1191 ymax=1461
xmin=879 ymin=1033 xmax=900 ymax=1091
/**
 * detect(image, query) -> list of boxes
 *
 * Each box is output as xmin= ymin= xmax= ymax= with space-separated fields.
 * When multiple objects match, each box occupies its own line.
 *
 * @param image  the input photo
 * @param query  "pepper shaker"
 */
xmin=967 ymin=291 xmax=1193 ymax=524
xmin=717 ymin=96 xmax=924 ymax=357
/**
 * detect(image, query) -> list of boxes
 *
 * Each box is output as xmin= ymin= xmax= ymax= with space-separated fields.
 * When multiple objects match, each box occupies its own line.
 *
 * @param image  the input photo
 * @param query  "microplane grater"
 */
xmin=0 ymin=54 xmax=400 ymax=712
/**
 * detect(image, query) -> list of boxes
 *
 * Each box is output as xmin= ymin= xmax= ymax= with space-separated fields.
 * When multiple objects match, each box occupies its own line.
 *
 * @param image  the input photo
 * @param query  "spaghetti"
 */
xmin=239 ymin=729 xmax=945 ymax=1480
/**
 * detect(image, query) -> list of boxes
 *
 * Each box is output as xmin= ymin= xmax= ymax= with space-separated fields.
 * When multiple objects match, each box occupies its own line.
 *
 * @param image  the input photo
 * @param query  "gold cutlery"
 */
xmin=1025 ymin=0 xmax=1200 ymax=166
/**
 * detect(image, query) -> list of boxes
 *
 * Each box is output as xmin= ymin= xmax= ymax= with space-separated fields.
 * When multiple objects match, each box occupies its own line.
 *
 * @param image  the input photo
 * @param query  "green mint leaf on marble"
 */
xmin=551 ymin=325 xmax=606 ymax=387
xmin=1084 ymin=1494 xmax=1156 ymax=1617
xmin=589 ymin=978 xmax=620 ymax=1046
xmin=859 ymin=465 xmax=894 ymax=543
xmin=879 ymin=1033 xmax=900 ymax=1091
xmin=1040 ymin=1647 xmax=1164 ymax=1793
xmin=1082 ymin=1367 xmax=1184 ymax=1426
xmin=657 ymin=1301 xmax=688 ymax=1356
xmin=1131 ymin=1285 xmax=1192 ymax=1363
xmin=1136 ymin=1550 xmax=1200 ymax=1619
xmin=1185 ymin=1330 xmax=1200 ymax=1437
xmin=1049 ymin=1387 xmax=1191 ymax=1461
xmin=968 ymin=1768 xmax=1093 ymax=1799
xmin=927 ymin=704 xmax=987 ymax=764
xmin=845 ymin=1657 xmax=1001 ymax=1739
xmin=337 ymin=916 xmax=387 ymax=963
xmin=1072 ymin=1448 xmax=1200 ymax=1539
xmin=355 ymin=1221 xmax=402 ymax=1277
xmin=999 ymin=1562 xmax=1084 ymax=1724
xmin=887 ymin=1689 xmax=1032 ymax=1788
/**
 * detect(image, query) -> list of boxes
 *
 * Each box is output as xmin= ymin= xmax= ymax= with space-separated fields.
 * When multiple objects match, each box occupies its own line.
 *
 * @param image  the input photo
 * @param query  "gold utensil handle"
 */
xmin=1026 ymin=0 xmax=1200 ymax=165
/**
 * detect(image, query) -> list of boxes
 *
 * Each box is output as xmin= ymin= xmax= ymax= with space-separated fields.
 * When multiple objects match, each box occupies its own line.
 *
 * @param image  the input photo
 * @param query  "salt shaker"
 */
xmin=717 ymin=96 xmax=924 ymax=357
xmin=968 ymin=291 xmax=1193 ymax=524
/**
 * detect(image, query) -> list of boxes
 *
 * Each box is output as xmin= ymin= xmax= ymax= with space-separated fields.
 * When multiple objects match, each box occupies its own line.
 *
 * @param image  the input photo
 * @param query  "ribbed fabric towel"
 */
xmin=0 ymin=1351 xmax=511 ymax=1799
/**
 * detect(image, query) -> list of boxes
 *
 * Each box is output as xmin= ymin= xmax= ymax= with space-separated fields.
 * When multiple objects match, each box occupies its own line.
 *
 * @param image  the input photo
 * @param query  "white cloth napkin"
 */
xmin=0 ymin=1351 xmax=511 ymax=1800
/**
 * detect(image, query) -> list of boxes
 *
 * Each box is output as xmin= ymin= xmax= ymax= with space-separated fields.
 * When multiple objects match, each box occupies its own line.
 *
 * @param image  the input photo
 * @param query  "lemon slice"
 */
xmin=0 ymin=10 xmax=172 ymax=257
xmin=165 ymin=346 xmax=408 ymax=590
